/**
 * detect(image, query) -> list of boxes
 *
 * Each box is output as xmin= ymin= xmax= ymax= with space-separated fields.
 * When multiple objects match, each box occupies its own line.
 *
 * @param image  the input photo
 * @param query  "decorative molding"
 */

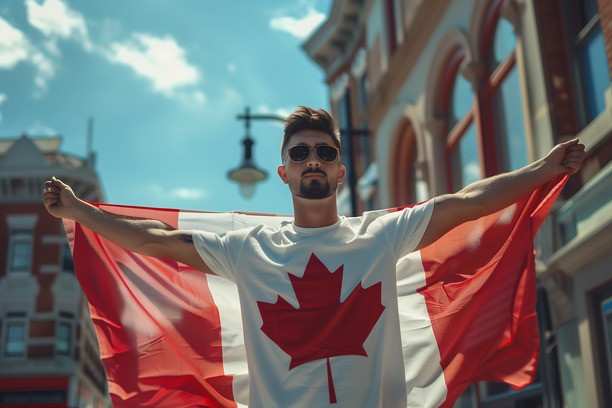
xmin=40 ymin=265 xmax=61 ymax=274
xmin=42 ymin=235 xmax=66 ymax=245
xmin=500 ymin=0 xmax=524 ymax=32
xmin=6 ymin=214 xmax=38 ymax=229
xmin=423 ymin=27 xmax=473 ymax=124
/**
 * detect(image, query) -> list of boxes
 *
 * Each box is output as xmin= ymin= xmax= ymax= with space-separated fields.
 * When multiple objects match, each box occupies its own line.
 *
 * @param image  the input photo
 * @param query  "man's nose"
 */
xmin=306 ymin=156 xmax=321 ymax=166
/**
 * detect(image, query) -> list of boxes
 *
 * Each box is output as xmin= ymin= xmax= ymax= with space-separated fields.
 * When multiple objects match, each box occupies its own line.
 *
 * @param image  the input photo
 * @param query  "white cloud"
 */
xmin=26 ymin=0 xmax=92 ymax=51
xmin=27 ymin=120 xmax=59 ymax=136
xmin=0 ymin=17 xmax=30 ymax=68
xmin=255 ymin=104 xmax=290 ymax=127
xmin=171 ymin=187 xmax=208 ymax=200
xmin=1 ymin=0 xmax=90 ymax=98
xmin=227 ymin=62 xmax=237 ymax=74
xmin=0 ymin=16 xmax=55 ymax=96
xmin=148 ymin=184 xmax=209 ymax=201
xmin=30 ymin=49 xmax=55 ymax=95
xmin=270 ymin=8 xmax=325 ymax=38
xmin=106 ymin=33 xmax=200 ymax=96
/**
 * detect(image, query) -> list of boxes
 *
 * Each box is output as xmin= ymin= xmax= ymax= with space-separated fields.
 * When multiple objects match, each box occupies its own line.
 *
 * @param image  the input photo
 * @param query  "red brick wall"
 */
xmin=0 ymin=202 xmax=64 ymax=310
xmin=598 ymin=0 xmax=612 ymax=77
xmin=532 ymin=0 xmax=578 ymax=139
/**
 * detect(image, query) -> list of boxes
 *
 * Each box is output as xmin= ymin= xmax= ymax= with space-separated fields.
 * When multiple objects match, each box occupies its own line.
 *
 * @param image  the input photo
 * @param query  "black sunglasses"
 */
xmin=286 ymin=144 xmax=340 ymax=163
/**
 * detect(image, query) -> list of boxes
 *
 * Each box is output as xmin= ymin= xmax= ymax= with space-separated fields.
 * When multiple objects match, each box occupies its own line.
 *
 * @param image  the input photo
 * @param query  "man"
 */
xmin=43 ymin=106 xmax=585 ymax=407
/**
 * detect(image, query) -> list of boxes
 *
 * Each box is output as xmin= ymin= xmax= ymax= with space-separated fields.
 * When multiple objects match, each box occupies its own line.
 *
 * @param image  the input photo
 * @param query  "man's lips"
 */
xmin=302 ymin=170 xmax=326 ymax=178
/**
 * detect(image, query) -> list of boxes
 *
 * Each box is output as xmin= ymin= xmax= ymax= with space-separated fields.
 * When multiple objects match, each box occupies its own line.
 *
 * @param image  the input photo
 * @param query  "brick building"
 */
xmin=305 ymin=0 xmax=611 ymax=406
xmin=0 ymin=135 xmax=110 ymax=407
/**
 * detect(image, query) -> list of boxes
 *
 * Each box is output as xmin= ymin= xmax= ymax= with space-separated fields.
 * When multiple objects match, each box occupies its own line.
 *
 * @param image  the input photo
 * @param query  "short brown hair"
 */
xmin=281 ymin=106 xmax=341 ymax=160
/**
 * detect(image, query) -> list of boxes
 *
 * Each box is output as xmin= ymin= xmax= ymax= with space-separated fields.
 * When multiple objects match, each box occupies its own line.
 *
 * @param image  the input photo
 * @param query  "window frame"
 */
xmin=562 ymin=0 xmax=609 ymax=126
xmin=4 ymin=320 xmax=27 ymax=358
xmin=590 ymin=282 xmax=612 ymax=407
xmin=56 ymin=321 xmax=72 ymax=356
xmin=442 ymin=48 xmax=481 ymax=192
xmin=7 ymin=229 xmax=34 ymax=273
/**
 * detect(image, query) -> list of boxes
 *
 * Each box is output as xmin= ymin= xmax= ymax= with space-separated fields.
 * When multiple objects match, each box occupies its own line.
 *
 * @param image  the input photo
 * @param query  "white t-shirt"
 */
xmin=193 ymin=200 xmax=434 ymax=408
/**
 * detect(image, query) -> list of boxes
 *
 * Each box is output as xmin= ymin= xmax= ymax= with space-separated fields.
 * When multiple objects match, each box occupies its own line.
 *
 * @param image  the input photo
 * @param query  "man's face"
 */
xmin=277 ymin=130 xmax=345 ymax=200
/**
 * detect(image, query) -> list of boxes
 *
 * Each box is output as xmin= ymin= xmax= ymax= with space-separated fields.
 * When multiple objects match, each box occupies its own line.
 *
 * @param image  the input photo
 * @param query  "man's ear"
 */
xmin=277 ymin=165 xmax=288 ymax=184
xmin=337 ymin=164 xmax=346 ymax=185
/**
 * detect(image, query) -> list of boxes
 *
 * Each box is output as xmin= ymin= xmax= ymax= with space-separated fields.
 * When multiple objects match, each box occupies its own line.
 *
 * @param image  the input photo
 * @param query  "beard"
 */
xmin=298 ymin=178 xmax=333 ymax=199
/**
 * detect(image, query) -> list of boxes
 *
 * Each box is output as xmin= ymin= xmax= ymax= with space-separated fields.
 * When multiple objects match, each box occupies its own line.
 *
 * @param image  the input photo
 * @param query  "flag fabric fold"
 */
xmin=65 ymin=176 xmax=566 ymax=407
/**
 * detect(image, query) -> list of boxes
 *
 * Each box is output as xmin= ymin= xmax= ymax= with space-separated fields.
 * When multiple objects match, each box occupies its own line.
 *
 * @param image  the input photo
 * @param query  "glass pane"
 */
xmin=492 ymin=18 xmax=516 ymax=66
xmin=451 ymin=123 xmax=481 ymax=191
xmin=9 ymin=240 xmax=32 ymax=271
xmin=6 ymin=322 xmax=25 ymax=356
xmin=578 ymin=0 xmax=598 ymax=26
xmin=579 ymin=28 xmax=611 ymax=122
xmin=452 ymin=73 xmax=473 ymax=123
xmin=62 ymin=243 xmax=75 ymax=273
xmin=495 ymin=66 xmax=529 ymax=171
xmin=57 ymin=323 xmax=71 ymax=355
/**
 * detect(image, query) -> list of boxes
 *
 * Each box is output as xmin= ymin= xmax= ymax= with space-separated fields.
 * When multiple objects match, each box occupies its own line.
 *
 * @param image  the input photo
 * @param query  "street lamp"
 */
xmin=227 ymin=107 xmax=285 ymax=198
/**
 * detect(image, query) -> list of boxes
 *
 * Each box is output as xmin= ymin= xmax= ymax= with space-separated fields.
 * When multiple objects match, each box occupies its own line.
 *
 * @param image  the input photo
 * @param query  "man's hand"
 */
xmin=42 ymin=176 xmax=216 ymax=275
xmin=43 ymin=176 xmax=82 ymax=220
xmin=544 ymin=138 xmax=586 ymax=176
xmin=417 ymin=138 xmax=586 ymax=250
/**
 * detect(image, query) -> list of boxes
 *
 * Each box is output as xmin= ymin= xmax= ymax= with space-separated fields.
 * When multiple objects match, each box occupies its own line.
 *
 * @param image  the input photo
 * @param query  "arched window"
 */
xmin=391 ymin=120 xmax=418 ymax=205
xmin=444 ymin=50 xmax=481 ymax=192
xmin=487 ymin=14 xmax=528 ymax=172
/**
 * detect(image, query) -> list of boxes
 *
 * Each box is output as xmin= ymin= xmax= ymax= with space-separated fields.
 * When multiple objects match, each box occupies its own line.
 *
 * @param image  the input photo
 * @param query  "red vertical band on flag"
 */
xmin=65 ymin=203 xmax=237 ymax=408
xmin=416 ymin=176 xmax=567 ymax=406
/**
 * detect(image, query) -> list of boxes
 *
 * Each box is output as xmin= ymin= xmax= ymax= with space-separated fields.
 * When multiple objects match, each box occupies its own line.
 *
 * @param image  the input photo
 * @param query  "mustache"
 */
xmin=302 ymin=168 xmax=326 ymax=177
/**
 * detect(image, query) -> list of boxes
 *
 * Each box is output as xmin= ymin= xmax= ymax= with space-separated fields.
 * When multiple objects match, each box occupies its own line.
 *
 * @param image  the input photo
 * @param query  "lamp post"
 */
xmin=340 ymin=127 xmax=369 ymax=216
xmin=227 ymin=107 xmax=285 ymax=198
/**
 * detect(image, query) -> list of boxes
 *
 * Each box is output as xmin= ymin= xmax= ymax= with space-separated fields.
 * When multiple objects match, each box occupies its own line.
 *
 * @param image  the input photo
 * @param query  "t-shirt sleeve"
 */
xmin=191 ymin=230 xmax=241 ymax=282
xmin=382 ymin=198 xmax=435 ymax=258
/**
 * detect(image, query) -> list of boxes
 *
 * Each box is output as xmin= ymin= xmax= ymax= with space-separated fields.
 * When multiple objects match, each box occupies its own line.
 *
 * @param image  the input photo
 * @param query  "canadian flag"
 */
xmin=64 ymin=176 xmax=566 ymax=407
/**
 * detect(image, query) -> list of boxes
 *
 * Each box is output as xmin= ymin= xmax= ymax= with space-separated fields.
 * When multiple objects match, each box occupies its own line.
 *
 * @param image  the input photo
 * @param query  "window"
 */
xmin=4 ymin=321 xmax=26 ymax=357
xmin=566 ymin=0 xmax=610 ymax=124
xmin=592 ymin=282 xmax=612 ymax=406
xmin=8 ymin=229 xmax=33 ymax=272
xmin=62 ymin=242 xmax=75 ymax=273
xmin=489 ymin=18 xmax=528 ymax=172
xmin=56 ymin=322 xmax=72 ymax=355
xmin=445 ymin=51 xmax=481 ymax=192
xmin=392 ymin=121 xmax=419 ymax=206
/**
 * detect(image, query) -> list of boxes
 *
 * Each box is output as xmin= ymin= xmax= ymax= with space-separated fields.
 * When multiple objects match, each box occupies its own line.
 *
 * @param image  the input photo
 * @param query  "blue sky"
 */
xmin=0 ymin=0 xmax=332 ymax=214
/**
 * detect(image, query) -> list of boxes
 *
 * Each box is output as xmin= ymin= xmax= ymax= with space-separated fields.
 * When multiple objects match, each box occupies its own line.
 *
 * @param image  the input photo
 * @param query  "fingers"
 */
xmin=559 ymin=138 xmax=580 ymax=148
xmin=560 ymin=140 xmax=586 ymax=174
xmin=43 ymin=176 xmax=66 ymax=191
xmin=42 ymin=177 xmax=64 ymax=212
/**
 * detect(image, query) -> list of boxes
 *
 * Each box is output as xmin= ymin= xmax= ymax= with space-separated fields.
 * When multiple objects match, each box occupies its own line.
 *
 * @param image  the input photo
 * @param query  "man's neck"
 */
xmin=292 ymin=195 xmax=339 ymax=228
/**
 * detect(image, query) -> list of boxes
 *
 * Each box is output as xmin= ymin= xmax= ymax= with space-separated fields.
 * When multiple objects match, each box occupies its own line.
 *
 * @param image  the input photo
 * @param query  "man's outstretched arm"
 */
xmin=416 ymin=138 xmax=586 ymax=250
xmin=43 ymin=177 xmax=216 ymax=275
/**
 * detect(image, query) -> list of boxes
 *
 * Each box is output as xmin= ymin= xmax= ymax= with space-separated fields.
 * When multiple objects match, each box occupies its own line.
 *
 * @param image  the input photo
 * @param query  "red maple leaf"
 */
xmin=257 ymin=253 xmax=385 ymax=404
